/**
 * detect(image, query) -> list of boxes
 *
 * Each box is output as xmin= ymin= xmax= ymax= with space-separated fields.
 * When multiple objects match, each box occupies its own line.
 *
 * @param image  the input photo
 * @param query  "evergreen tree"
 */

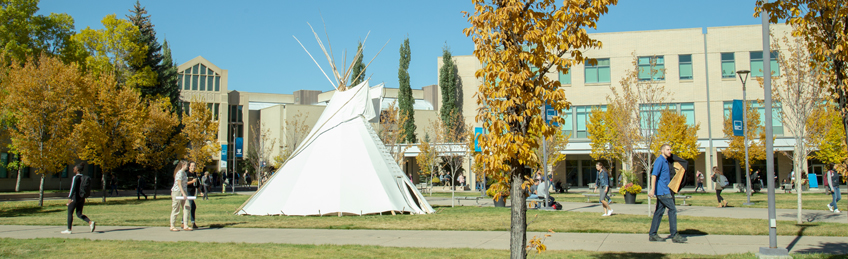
xmin=160 ymin=39 xmax=181 ymax=114
xmin=349 ymin=41 xmax=366 ymax=86
xmin=398 ymin=37 xmax=416 ymax=143
xmin=439 ymin=45 xmax=458 ymax=130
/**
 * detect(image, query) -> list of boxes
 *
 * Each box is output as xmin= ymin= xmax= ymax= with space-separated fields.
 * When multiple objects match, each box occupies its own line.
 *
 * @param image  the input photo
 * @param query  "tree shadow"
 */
xmin=792 ymin=242 xmax=848 ymax=255
xmin=0 ymin=207 xmax=63 ymax=217
xmin=592 ymin=252 xmax=667 ymax=259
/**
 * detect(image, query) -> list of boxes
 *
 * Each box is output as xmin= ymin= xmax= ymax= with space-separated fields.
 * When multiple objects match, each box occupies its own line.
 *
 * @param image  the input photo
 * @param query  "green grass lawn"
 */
xmin=0 ymin=238 xmax=837 ymax=259
xmin=1 ymin=194 xmax=846 ymax=237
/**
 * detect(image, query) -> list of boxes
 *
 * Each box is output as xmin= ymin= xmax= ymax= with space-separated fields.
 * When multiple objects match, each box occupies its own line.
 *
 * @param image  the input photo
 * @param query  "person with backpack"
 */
xmin=826 ymin=165 xmax=841 ymax=213
xmin=648 ymin=144 xmax=687 ymax=243
xmin=62 ymin=162 xmax=95 ymax=234
xmin=711 ymin=166 xmax=728 ymax=208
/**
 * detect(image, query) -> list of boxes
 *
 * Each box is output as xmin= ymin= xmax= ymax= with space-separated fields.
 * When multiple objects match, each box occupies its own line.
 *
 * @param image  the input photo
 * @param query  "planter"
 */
xmin=624 ymin=192 xmax=637 ymax=204
xmin=493 ymin=196 xmax=507 ymax=207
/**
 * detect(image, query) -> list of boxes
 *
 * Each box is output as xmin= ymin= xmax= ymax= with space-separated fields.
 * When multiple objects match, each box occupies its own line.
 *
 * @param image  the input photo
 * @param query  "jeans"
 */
xmin=137 ymin=187 xmax=147 ymax=199
xmin=695 ymin=182 xmax=704 ymax=192
xmin=716 ymin=189 xmax=724 ymax=203
xmin=110 ymin=185 xmax=118 ymax=196
xmin=649 ymin=194 xmax=677 ymax=237
xmin=831 ymin=187 xmax=841 ymax=208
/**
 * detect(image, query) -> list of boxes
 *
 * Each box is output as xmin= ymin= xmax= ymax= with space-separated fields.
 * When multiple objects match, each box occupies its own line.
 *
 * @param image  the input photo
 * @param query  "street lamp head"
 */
xmin=736 ymin=70 xmax=751 ymax=85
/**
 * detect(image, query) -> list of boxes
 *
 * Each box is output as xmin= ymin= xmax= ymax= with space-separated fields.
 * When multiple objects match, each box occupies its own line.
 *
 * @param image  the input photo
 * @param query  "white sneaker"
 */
xmin=835 ymin=209 xmax=841 ymax=213
xmin=90 ymin=221 xmax=96 ymax=232
xmin=608 ymin=209 xmax=614 ymax=215
xmin=602 ymin=213 xmax=610 ymax=217
xmin=827 ymin=204 xmax=834 ymax=212
xmin=60 ymin=229 xmax=71 ymax=234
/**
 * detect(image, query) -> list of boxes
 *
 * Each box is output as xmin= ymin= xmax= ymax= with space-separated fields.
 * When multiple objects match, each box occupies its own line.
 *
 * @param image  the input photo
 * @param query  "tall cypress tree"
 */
xmin=439 ymin=45 xmax=458 ymax=130
xmin=398 ymin=37 xmax=416 ymax=143
xmin=349 ymin=41 xmax=366 ymax=86
xmin=160 ymin=39 xmax=181 ymax=115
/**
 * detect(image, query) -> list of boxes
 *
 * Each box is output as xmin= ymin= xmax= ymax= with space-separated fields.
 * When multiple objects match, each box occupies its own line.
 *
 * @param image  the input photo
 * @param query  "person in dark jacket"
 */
xmin=62 ymin=163 xmax=95 ymax=234
xmin=137 ymin=175 xmax=148 ymax=200
xmin=182 ymin=162 xmax=200 ymax=229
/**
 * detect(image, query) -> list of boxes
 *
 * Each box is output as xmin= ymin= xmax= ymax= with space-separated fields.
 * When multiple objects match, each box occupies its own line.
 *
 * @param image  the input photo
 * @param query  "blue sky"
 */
xmin=38 ymin=0 xmax=764 ymax=95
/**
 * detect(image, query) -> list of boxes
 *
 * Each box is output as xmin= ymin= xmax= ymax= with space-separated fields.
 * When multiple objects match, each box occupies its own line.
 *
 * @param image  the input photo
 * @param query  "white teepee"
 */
xmin=236 ymin=80 xmax=434 ymax=216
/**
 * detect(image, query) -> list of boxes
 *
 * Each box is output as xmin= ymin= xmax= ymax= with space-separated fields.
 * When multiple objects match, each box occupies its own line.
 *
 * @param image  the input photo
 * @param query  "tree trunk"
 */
xmin=153 ymin=170 xmax=158 ymax=199
xmin=15 ymin=167 xmax=22 ymax=192
xmin=38 ymin=175 xmax=45 ymax=207
xmin=101 ymin=168 xmax=106 ymax=203
xmin=797 ymin=155 xmax=805 ymax=224
xmin=509 ymin=165 xmax=528 ymax=259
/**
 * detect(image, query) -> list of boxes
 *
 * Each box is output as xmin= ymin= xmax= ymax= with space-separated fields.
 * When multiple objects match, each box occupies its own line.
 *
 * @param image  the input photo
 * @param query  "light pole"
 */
xmin=737 ymin=69 xmax=754 ymax=206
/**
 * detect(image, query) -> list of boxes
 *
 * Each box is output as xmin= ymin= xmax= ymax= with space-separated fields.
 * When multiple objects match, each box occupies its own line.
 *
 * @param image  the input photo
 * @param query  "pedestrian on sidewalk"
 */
xmin=170 ymin=161 xmax=190 ymax=232
xmin=711 ymin=166 xmax=727 ymax=207
xmin=596 ymin=162 xmax=612 ymax=216
xmin=183 ymin=162 xmax=200 ymax=229
xmin=109 ymin=174 xmax=118 ymax=196
xmin=137 ymin=175 xmax=147 ymax=200
xmin=201 ymin=172 xmax=211 ymax=200
xmin=62 ymin=162 xmax=95 ymax=234
xmin=694 ymin=170 xmax=705 ymax=193
xmin=826 ymin=165 xmax=841 ymax=213
xmin=648 ymin=144 xmax=686 ymax=243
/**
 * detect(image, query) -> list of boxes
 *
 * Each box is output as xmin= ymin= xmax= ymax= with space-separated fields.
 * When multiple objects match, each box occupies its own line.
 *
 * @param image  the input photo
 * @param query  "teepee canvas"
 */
xmin=237 ymin=80 xmax=434 ymax=216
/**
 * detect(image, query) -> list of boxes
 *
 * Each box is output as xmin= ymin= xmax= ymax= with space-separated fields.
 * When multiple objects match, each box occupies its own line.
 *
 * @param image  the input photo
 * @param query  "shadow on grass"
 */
xmin=592 ymin=252 xmax=666 ymax=259
xmin=793 ymin=242 xmax=848 ymax=256
xmin=0 ymin=207 xmax=63 ymax=217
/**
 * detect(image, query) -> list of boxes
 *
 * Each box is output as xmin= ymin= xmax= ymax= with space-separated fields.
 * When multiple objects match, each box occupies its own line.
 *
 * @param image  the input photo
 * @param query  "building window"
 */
xmin=561 ymin=107 xmax=572 ymax=137
xmin=638 ymin=56 xmax=665 ymax=81
xmin=207 ymin=76 xmax=214 ymax=92
xmin=639 ymin=104 xmax=672 ymax=136
xmin=584 ymin=58 xmax=610 ymax=83
xmin=723 ymin=101 xmax=783 ymax=136
xmin=679 ymin=54 xmax=693 ymax=80
xmin=721 ymin=53 xmax=735 ymax=78
xmin=680 ymin=103 xmax=695 ymax=126
xmin=215 ymin=76 xmax=220 ymax=91
xmin=192 ymin=64 xmax=198 ymax=74
xmin=559 ymin=70 xmax=571 ymax=86
xmin=183 ymin=73 xmax=191 ymax=90
xmin=177 ymin=74 xmax=182 ymax=89
xmin=750 ymin=51 xmax=780 ymax=77
xmin=574 ymin=105 xmax=606 ymax=138
xmin=192 ymin=75 xmax=198 ymax=91
xmin=200 ymin=64 xmax=207 ymax=75
xmin=200 ymin=75 xmax=206 ymax=91
xmin=213 ymin=103 xmax=220 ymax=121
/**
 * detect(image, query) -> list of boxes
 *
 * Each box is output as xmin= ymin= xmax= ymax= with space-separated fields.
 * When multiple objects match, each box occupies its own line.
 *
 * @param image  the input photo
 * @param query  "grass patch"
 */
xmin=0 ymin=238 xmax=833 ymax=259
xmin=1 ymin=194 xmax=846 ymax=237
xmin=550 ymin=191 xmax=842 ymax=210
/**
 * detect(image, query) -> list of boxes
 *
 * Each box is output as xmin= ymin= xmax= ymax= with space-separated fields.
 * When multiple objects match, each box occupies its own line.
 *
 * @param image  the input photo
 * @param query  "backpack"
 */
xmin=79 ymin=175 xmax=92 ymax=199
xmin=719 ymin=175 xmax=729 ymax=188
xmin=552 ymin=202 xmax=563 ymax=210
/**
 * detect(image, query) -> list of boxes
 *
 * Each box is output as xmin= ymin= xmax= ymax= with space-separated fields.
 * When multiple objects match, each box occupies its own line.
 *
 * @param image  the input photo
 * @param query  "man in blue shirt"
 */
xmin=648 ymin=144 xmax=686 ymax=243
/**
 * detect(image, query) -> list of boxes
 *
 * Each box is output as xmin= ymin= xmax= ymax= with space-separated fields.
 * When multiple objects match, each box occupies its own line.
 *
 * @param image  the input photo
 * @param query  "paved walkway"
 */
xmin=0 ymin=225 xmax=844 ymax=255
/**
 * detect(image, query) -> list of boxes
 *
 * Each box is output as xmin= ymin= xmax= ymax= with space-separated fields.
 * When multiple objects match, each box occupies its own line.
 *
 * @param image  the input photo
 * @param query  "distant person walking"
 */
xmin=62 ymin=163 xmax=95 ymax=234
xmin=711 ymin=166 xmax=727 ymax=207
xmin=109 ymin=174 xmax=118 ymax=196
xmin=596 ymin=162 xmax=612 ymax=216
xmin=170 ymin=161 xmax=190 ymax=232
xmin=648 ymin=144 xmax=686 ymax=243
xmin=826 ymin=165 xmax=841 ymax=213
xmin=458 ymin=174 xmax=465 ymax=188
xmin=201 ymin=172 xmax=211 ymax=200
xmin=137 ymin=175 xmax=147 ymax=200
xmin=694 ymin=170 xmax=705 ymax=193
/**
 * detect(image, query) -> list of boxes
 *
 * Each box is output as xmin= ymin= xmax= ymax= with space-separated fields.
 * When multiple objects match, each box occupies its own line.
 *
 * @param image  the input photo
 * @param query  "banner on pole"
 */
xmin=474 ymin=127 xmax=483 ymax=152
xmin=221 ymin=144 xmax=228 ymax=161
xmin=732 ymin=99 xmax=744 ymax=137
xmin=235 ymin=137 xmax=243 ymax=158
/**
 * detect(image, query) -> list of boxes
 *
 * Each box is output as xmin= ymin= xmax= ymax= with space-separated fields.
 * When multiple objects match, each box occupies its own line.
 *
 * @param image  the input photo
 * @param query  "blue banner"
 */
xmin=545 ymin=104 xmax=558 ymax=127
xmin=221 ymin=144 xmax=228 ymax=161
xmin=732 ymin=99 xmax=744 ymax=137
xmin=474 ymin=127 xmax=483 ymax=152
xmin=235 ymin=137 xmax=244 ymax=158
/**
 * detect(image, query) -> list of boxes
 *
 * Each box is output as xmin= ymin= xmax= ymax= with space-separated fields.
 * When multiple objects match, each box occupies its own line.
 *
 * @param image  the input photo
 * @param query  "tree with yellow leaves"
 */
xmin=181 ymin=100 xmax=220 ymax=174
xmin=137 ymin=97 xmax=186 ymax=199
xmin=378 ymin=101 xmax=412 ymax=168
xmin=722 ymin=104 xmax=767 ymax=172
xmin=463 ymin=1 xmax=617 ymax=257
xmin=415 ymin=136 xmax=437 ymax=189
xmin=76 ymin=71 xmax=146 ymax=203
xmin=1 ymin=54 xmax=81 ymax=206
xmin=808 ymin=105 xmax=847 ymax=170
xmin=588 ymin=105 xmax=621 ymax=170
xmin=72 ymin=14 xmax=153 ymax=90
xmin=757 ymin=0 xmax=848 ymax=152
xmin=652 ymin=110 xmax=700 ymax=161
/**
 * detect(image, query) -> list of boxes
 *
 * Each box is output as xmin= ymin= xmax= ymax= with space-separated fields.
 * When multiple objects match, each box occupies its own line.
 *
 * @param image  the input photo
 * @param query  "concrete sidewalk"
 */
xmin=429 ymin=196 xmax=848 ymax=223
xmin=0 ymin=225 xmax=845 ymax=255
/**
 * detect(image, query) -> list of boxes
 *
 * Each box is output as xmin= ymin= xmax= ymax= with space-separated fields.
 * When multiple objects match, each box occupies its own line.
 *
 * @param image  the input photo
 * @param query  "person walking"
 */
xmin=458 ymin=174 xmax=465 ymax=188
xmin=170 ymin=161 xmax=190 ymax=232
xmin=183 ymin=162 xmax=200 ymax=229
xmin=136 ymin=175 xmax=147 ymax=200
xmin=109 ymin=174 xmax=118 ymax=196
xmin=201 ymin=172 xmax=211 ymax=200
xmin=711 ymin=166 xmax=728 ymax=207
xmin=694 ymin=170 xmax=705 ymax=193
xmin=648 ymin=144 xmax=687 ymax=243
xmin=826 ymin=165 xmax=841 ymax=213
xmin=62 ymin=163 xmax=95 ymax=234
xmin=596 ymin=162 xmax=613 ymax=216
